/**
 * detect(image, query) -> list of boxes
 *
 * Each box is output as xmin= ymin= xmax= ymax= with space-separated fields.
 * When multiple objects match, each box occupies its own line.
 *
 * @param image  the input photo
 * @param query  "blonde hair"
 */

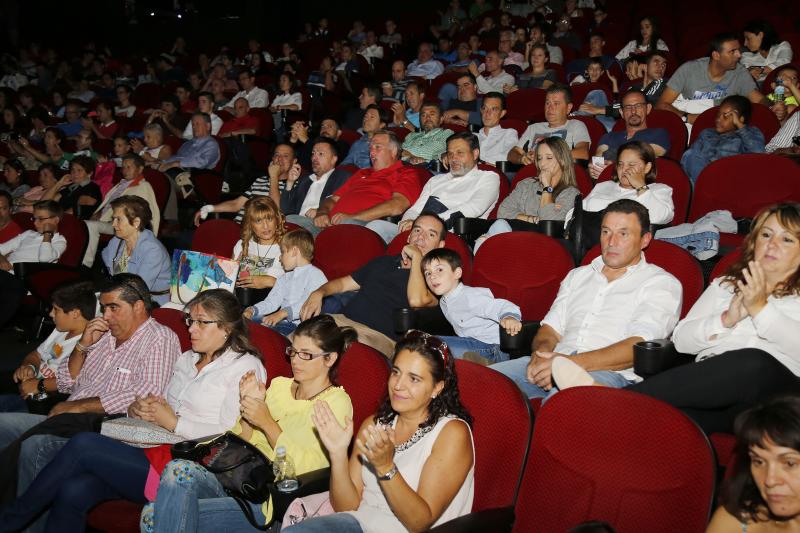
xmin=239 ymin=196 xmax=285 ymax=260
xmin=281 ymin=229 xmax=315 ymax=261
xmin=535 ymin=137 xmax=576 ymax=195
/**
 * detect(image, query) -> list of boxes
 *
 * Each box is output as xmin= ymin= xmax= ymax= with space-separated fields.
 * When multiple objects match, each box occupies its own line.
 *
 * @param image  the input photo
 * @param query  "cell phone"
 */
xmin=592 ymin=156 xmax=605 ymax=167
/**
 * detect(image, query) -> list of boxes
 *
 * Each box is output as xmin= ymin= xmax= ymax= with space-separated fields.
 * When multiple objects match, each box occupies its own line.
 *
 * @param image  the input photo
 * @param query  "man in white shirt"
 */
xmin=182 ymin=92 xmax=222 ymax=139
xmin=508 ymin=84 xmax=591 ymax=163
xmin=367 ymin=131 xmax=500 ymax=240
xmin=477 ymin=92 xmax=519 ymax=165
xmin=469 ymin=50 xmax=515 ymax=95
xmin=490 ymin=199 xmax=682 ymax=399
xmin=282 ymin=138 xmax=353 ymax=219
xmin=224 ymin=71 xmax=269 ymax=112
xmin=407 ymin=43 xmax=445 ymax=80
xmin=0 ymin=200 xmax=67 ymax=327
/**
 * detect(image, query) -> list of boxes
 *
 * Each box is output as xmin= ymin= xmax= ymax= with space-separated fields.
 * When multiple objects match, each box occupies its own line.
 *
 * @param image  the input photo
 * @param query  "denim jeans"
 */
xmin=284 ymin=513 xmax=364 ymax=532
xmin=490 ymin=356 xmax=635 ymax=399
xmin=438 ymin=336 xmax=510 ymax=364
xmin=0 ymin=412 xmax=46 ymax=449
xmin=0 ymin=393 xmax=29 ymax=413
xmin=17 ymin=434 xmax=72 ymax=533
xmin=0 ymin=432 xmax=149 ymax=533
xmin=285 ymin=214 xmax=323 ymax=237
xmin=576 ymin=89 xmax=616 ymax=132
xmin=143 ymin=459 xmax=266 ymax=533
xmin=364 ymin=220 xmax=399 ymax=244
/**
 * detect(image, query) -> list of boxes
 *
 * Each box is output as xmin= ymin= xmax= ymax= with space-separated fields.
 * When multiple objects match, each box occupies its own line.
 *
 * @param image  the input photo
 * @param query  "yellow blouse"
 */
xmin=231 ymin=376 xmax=353 ymax=524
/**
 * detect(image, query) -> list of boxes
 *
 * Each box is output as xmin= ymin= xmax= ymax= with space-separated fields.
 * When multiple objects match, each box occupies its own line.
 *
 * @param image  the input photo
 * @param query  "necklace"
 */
xmin=394 ymin=424 xmax=434 ymax=452
xmin=294 ymin=382 xmax=334 ymax=401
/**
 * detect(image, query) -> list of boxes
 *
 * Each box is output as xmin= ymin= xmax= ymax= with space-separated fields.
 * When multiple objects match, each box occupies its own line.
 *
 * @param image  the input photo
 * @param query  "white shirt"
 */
xmin=401 ymin=165 xmax=500 ymax=222
xmin=0 ymin=230 xmax=67 ymax=268
xmin=272 ymin=92 xmax=302 ymax=110
xmin=475 ymin=71 xmax=515 ymax=95
xmin=182 ymin=113 xmax=223 ymax=139
xmin=741 ymin=41 xmax=794 ymax=70
xmin=298 ymin=168 xmax=334 ymax=217
xmin=542 ymin=254 xmax=682 ymax=381
xmin=230 ymin=86 xmax=269 ymax=108
xmin=582 ymin=181 xmax=675 ymax=225
xmin=167 ymin=349 xmax=266 ymax=438
xmin=36 ymin=329 xmax=81 ymax=378
xmin=477 ymin=125 xmax=519 ymax=165
xmin=673 ymin=278 xmax=800 ymax=376
xmin=359 ymin=44 xmax=384 ymax=60
xmin=407 ymin=59 xmax=445 ymax=79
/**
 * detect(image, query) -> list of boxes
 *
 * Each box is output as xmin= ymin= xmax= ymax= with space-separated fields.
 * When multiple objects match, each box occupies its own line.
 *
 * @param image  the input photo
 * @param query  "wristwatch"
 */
xmin=37 ymin=378 xmax=46 ymax=395
xmin=377 ymin=464 xmax=398 ymax=481
xmin=542 ymin=186 xmax=554 ymax=194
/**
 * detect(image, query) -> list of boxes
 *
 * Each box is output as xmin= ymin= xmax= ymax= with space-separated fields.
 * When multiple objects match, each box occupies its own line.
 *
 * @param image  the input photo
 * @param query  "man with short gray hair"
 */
xmin=401 ymin=102 xmax=454 ymax=164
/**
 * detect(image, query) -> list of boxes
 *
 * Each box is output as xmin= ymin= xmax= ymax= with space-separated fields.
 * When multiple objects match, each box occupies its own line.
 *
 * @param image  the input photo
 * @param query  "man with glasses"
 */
xmin=0 ymin=274 xmax=181 ymax=502
xmin=590 ymin=90 xmax=671 ymax=179
xmin=0 ymin=200 xmax=66 ymax=329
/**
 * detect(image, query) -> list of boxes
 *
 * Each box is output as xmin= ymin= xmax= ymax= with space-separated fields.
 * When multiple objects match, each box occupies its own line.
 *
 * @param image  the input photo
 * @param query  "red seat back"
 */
xmin=142 ymin=168 xmax=170 ymax=215
xmin=152 ymin=307 xmax=191 ymax=352
xmin=191 ymin=219 xmax=241 ymax=258
xmin=337 ymin=341 xmax=391 ymax=428
xmin=498 ymin=118 xmax=528 ymax=137
xmin=455 ymin=360 xmax=533 ymax=512
xmin=313 ymin=225 xmax=386 ymax=280
xmin=247 ymin=322 xmax=293 ymax=381
xmin=515 ymin=387 xmax=715 ymax=533
xmin=506 ymin=88 xmax=546 ymax=122
xmin=581 ymin=239 xmax=703 ymax=318
xmin=56 ymin=213 xmax=88 ymax=267
xmin=387 ymin=230 xmax=473 ymax=284
xmin=472 ymin=232 xmax=574 ymax=320
xmin=339 ymin=129 xmax=362 ymax=147
xmin=477 ymin=162 xmax=510 ymax=219
xmin=12 ymin=212 xmax=35 ymax=232
xmin=571 ymin=115 xmax=606 ymax=156
xmin=643 ymin=109 xmax=689 ymax=161
xmin=761 ymin=63 xmax=800 ymax=95
xmin=688 ymin=154 xmax=800 ymax=222
xmin=710 ymin=248 xmax=742 ymax=282
xmin=193 ymin=172 xmax=225 ymax=205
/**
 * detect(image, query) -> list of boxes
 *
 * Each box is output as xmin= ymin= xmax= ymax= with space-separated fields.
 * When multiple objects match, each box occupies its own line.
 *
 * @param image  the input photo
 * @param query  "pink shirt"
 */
xmin=57 ymin=318 xmax=181 ymax=414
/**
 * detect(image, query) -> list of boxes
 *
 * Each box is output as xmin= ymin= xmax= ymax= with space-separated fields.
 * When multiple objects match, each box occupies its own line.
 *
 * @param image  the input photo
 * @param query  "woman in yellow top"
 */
xmin=141 ymin=315 xmax=355 ymax=532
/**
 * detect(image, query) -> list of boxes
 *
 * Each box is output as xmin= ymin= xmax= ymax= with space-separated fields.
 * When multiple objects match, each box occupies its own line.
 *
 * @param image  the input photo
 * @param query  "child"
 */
xmin=422 ymin=248 xmax=521 ymax=364
xmin=233 ymin=196 xmax=285 ymax=290
xmin=767 ymin=65 xmax=799 ymax=124
xmin=0 ymin=281 xmax=96 ymax=413
xmin=243 ymin=229 xmax=327 ymax=336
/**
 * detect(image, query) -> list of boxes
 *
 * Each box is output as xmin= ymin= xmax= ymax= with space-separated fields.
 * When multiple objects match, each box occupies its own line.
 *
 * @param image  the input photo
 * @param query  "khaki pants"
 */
xmin=330 ymin=314 xmax=396 ymax=359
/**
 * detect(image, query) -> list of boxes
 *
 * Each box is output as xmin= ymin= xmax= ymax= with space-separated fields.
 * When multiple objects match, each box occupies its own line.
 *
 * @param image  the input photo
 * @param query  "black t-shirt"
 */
xmin=59 ymin=181 xmax=102 ymax=217
xmin=345 ymin=255 xmax=410 ymax=339
xmin=447 ymin=99 xmax=479 ymax=112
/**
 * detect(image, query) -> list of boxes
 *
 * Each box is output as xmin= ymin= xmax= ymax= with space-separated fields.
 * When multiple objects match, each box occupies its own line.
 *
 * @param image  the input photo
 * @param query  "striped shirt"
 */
xmin=238 ymin=175 xmax=286 ymax=222
xmin=56 ymin=317 xmax=181 ymax=414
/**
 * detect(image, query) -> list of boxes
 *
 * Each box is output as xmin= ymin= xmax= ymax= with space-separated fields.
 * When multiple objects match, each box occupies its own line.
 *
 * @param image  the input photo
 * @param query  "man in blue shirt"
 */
xmin=158 ymin=112 xmax=220 ymax=173
xmin=341 ymin=104 xmax=388 ymax=168
xmin=590 ymin=90 xmax=671 ymax=179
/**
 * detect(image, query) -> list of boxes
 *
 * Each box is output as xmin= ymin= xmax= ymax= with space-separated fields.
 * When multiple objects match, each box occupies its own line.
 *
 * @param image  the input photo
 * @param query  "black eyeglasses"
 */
xmin=285 ymin=346 xmax=331 ymax=360
xmin=184 ymin=316 xmax=221 ymax=328
xmin=404 ymin=329 xmax=450 ymax=363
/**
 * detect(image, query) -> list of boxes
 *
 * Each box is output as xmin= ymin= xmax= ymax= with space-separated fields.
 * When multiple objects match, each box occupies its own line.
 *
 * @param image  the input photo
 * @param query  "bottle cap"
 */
xmin=276 ymin=446 xmax=286 ymax=456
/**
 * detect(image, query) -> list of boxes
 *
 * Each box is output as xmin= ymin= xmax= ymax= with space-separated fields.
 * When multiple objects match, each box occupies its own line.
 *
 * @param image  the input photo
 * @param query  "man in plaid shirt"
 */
xmin=0 ymin=274 xmax=181 ymax=497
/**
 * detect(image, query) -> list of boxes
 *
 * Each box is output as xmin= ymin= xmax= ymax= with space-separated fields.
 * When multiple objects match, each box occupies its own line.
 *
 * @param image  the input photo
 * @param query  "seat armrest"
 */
xmin=500 ymin=321 xmax=540 ymax=359
xmin=452 ymin=217 xmax=494 ymax=243
xmin=383 ymin=215 xmax=402 ymax=223
xmin=633 ymin=339 xmax=694 ymax=379
xmin=427 ymin=506 xmax=515 ymax=532
xmin=393 ymin=307 xmax=456 ymax=336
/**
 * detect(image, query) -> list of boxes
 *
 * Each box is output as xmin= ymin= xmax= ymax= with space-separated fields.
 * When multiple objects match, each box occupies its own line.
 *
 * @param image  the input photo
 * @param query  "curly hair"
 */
xmin=722 ymin=203 xmax=800 ymax=298
xmin=184 ymin=289 xmax=261 ymax=361
xmin=376 ymin=331 xmax=472 ymax=429
xmin=238 ymin=196 xmax=285 ymax=261
xmin=721 ymin=394 xmax=800 ymax=524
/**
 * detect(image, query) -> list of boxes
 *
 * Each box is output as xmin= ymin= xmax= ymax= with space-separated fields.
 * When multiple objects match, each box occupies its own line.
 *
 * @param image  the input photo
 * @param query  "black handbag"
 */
xmin=172 ymin=432 xmax=275 ymax=529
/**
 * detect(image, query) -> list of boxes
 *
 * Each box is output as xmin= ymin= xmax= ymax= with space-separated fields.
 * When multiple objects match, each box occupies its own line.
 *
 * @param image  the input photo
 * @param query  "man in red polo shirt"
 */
xmin=0 ymin=191 xmax=22 ymax=244
xmin=307 ymin=129 xmax=421 ymax=238
xmin=217 ymin=97 xmax=261 ymax=138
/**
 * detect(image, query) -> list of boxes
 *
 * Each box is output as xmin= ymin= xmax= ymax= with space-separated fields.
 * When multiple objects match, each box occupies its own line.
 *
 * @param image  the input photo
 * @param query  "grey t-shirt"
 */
xmin=516 ymin=119 xmax=591 ymax=150
xmin=667 ymin=58 xmax=757 ymax=104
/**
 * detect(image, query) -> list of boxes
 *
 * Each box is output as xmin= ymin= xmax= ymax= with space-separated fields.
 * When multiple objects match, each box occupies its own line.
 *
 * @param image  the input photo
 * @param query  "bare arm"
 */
xmin=571 ymin=142 xmax=590 ymax=161
xmin=656 ymin=86 xmax=699 ymax=124
xmin=507 ymin=146 xmax=526 ymax=165
xmin=404 ymin=244 xmax=437 ymax=308
xmin=531 ymin=323 xmax=560 ymax=354
xmin=747 ymin=88 xmax=767 ymax=105
xmin=569 ymin=336 xmax=643 ymax=371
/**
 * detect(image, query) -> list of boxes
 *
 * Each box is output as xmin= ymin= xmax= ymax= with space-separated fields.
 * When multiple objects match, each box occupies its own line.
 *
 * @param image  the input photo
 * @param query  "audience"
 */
xmin=615 ymin=16 xmax=670 ymax=60
xmin=282 ymin=138 xmax=351 ymax=220
xmin=476 ymin=92 xmax=519 ymax=166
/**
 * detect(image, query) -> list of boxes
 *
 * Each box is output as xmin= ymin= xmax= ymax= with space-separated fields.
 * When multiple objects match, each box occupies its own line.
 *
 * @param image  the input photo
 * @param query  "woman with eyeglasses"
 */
xmin=0 ymin=289 xmax=267 ymax=532
xmin=140 ymin=313 xmax=356 ymax=532
xmin=285 ymin=329 xmax=475 ymax=532
xmin=100 ymin=195 xmax=171 ymax=305
xmin=582 ymin=140 xmax=674 ymax=225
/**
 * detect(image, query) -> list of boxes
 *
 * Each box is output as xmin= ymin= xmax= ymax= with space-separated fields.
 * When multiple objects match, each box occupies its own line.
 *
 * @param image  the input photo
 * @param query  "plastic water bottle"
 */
xmin=774 ymin=81 xmax=786 ymax=103
xmin=273 ymin=446 xmax=299 ymax=492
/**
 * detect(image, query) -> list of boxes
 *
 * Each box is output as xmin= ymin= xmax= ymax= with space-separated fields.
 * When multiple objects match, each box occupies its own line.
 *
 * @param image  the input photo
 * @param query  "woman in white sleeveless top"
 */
xmin=286 ymin=330 xmax=475 ymax=533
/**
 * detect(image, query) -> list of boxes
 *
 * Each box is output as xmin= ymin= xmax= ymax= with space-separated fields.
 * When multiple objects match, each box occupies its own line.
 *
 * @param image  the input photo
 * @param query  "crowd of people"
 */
xmin=0 ymin=0 xmax=799 ymax=531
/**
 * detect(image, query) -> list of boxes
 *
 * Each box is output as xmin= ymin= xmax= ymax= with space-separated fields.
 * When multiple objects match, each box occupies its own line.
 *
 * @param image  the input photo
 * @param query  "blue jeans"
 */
xmin=17 ymin=434 xmax=71 ymax=533
xmin=680 ymin=148 xmax=705 ymax=184
xmin=0 ymin=432 xmax=149 ymax=533
xmin=577 ymin=89 xmax=616 ymax=132
xmin=285 ymin=513 xmax=364 ymax=532
xmin=0 ymin=412 xmax=46 ymax=449
xmin=143 ymin=458 xmax=267 ymax=533
xmin=364 ymin=220 xmax=399 ymax=244
xmin=473 ymin=219 xmax=512 ymax=253
xmin=269 ymin=319 xmax=298 ymax=336
xmin=438 ymin=336 xmax=510 ymax=363
xmin=490 ymin=356 xmax=635 ymax=399
xmin=285 ymin=214 xmax=323 ymax=237
xmin=0 ymin=393 xmax=29 ymax=413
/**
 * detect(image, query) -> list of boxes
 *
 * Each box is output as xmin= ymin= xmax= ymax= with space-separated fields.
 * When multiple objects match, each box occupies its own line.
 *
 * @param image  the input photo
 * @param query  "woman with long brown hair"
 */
xmin=234 ymin=196 xmax=286 ymax=290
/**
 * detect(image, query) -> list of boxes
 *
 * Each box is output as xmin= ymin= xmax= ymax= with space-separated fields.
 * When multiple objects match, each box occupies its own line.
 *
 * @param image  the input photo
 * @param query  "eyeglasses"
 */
xmin=32 ymin=215 xmax=56 ymax=222
xmin=621 ymin=103 xmax=646 ymax=112
xmin=404 ymin=329 xmax=450 ymax=364
xmin=184 ymin=316 xmax=221 ymax=328
xmin=285 ymin=346 xmax=331 ymax=360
